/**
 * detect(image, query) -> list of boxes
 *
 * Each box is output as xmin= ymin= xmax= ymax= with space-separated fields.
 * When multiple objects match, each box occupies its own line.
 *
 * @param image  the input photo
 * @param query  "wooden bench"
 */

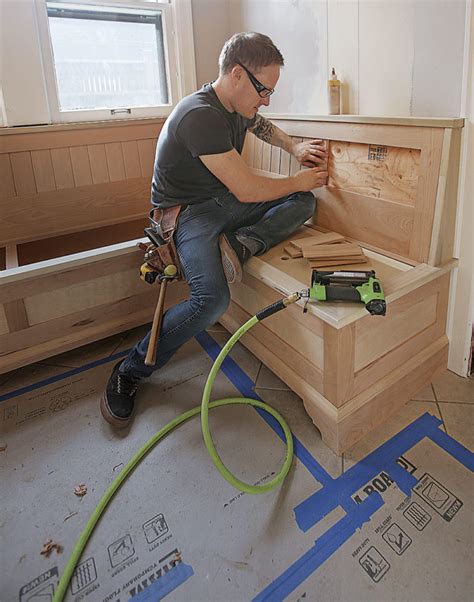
xmin=220 ymin=115 xmax=463 ymax=453
xmin=0 ymin=115 xmax=463 ymax=456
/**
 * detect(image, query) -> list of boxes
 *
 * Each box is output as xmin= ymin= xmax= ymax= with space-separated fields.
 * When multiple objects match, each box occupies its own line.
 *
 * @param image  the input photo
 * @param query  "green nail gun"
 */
xmin=305 ymin=270 xmax=386 ymax=315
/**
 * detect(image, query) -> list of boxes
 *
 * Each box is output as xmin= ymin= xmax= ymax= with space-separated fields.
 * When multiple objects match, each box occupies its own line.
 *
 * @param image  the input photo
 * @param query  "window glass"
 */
xmin=46 ymin=3 xmax=169 ymax=111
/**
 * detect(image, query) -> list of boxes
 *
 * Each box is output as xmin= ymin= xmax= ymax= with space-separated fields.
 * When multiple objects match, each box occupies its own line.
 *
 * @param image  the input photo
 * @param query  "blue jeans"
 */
xmin=121 ymin=190 xmax=316 ymax=378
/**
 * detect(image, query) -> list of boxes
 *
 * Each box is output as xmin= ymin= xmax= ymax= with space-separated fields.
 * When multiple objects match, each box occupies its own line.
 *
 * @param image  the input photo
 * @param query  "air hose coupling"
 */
xmin=255 ymin=291 xmax=302 ymax=321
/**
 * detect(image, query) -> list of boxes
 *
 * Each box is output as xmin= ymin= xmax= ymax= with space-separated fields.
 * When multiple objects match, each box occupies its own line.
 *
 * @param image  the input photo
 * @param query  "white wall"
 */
xmin=191 ymin=0 xmax=233 ymax=86
xmin=192 ymin=0 xmax=467 ymax=117
xmin=229 ymin=0 xmax=328 ymax=114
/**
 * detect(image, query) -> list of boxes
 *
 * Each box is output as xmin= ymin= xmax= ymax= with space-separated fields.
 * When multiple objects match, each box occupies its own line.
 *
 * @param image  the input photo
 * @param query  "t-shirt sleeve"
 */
xmin=177 ymin=107 xmax=234 ymax=158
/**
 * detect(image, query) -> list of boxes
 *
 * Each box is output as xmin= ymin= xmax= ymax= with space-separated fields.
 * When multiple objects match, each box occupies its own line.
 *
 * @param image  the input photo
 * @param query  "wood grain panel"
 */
xmin=253 ymin=137 xmax=263 ymax=170
xmin=409 ymin=127 xmax=444 ymax=262
xmin=17 ymin=219 xmax=146 ymax=266
xmin=0 ymin=154 xmax=16 ymax=198
xmin=261 ymin=141 xmax=272 ymax=171
xmin=352 ymin=276 xmax=448 ymax=396
xmin=220 ymin=306 xmax=326 ymax=404
xmin=105 ymin=142 xmax=126 ymax=182
xmin=31 ymin=150 xmax=56 ymax=192
xmin=51 ymin=148 xmax=75 ymax=189
xmin=270 ymin=146 xmax=281 ymax=173
xmin=5 ymin=245 xmax=18 ymax=268
xmin=0 ymin=247 xmax=145 ymax=303
xmin=0 ymin=305 xmax=8 ymax=335
xmin=137 ymin=139 xmax=155 ymax=177
xmin=230 ymin=279 xmax=324 ymax=369
xmin=1 ymin=293 xmax=153 ymax=355
xmin=336 ymin=336 xmax=448 ymax=453
xmin=316 ymin=187 xmax=414 ymax=258
xmin=70 ymin=146 xmax=93 ymax=186
xmin=428 ymin=128 xmax=461 ymax=266
xmin=24 ymin=267 xmax=147 ymax=324
xmin=323 ymin=323 xmax=355 ymax=406
xmin=10 ymin=152 xmax=37 ymax=195
xmin=237 ymin=271 xmax=325 ymax=337
xmin=4 ymin=299 xmax=29 ymax=332
xmin=328 ymin=141 xmax=420 ymax=205
xmin=0 ymin=179 xmax=150 ymax=246
xmin=1 ymin=120 xmax=165 ymax=153
xmin=223 ymin=300 xmax=324 ymax=390
xmin=0 ymin=281 xmax=187 ymax=374
xmin=355 ymin=292 xmax=438 ymax=371
xmin=122 ymin=141 xmax=142 ymax=179
xmin=272 ymin=120 xmax=427 ymax=149
xmin=241 ymin=132 xmax=255 ymax=165
xmin=279 ymin=149 xmax=291 ymax=175
xmin=290 ymin=137 xmax=302 ymax=175
xmin=87 ymin=144 xmax=109 ymax=184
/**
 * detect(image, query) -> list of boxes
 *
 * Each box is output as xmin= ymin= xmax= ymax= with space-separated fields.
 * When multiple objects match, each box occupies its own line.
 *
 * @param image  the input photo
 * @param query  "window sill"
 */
xmin=0 ymin=116 xmax=167 ymax=136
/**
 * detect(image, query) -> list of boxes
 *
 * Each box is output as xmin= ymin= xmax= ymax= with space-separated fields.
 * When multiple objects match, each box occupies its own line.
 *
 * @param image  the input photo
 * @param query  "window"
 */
xmin=47 ymin=3 xmax=169 ymax=111
xmin=34 ymin=0 xmax=193 ymax=123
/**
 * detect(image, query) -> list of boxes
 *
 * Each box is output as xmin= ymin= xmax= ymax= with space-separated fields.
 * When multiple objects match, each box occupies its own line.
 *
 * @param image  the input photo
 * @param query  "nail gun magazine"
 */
xmin=303 ymin=270 xmax=386 ymax=316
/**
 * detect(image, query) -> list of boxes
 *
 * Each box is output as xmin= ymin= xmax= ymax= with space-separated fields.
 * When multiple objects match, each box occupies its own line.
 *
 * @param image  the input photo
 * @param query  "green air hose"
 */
xmin=52 ymin=293 xmax=300 ymax=601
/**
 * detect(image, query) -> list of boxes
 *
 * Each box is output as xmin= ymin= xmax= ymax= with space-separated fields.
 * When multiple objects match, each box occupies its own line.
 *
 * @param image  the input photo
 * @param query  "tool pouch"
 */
xmin=138 ymin=205 xmax=184 ymax=280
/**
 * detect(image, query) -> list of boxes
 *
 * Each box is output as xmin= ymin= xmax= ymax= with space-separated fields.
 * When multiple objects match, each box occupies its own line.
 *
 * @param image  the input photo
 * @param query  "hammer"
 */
xmin=145 ymin=264 xmax=178 ymax=366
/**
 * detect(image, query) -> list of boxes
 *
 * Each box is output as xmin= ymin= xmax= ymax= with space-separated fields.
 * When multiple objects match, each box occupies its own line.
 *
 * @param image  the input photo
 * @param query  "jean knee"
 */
xmin=299 ymin=191 xmax=316 ymax=219
xmin=193 ymin=286 xmax=230 ymax=326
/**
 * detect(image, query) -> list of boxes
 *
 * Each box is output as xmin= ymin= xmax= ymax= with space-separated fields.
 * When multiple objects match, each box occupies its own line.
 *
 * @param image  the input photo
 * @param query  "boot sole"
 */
xmin=218 ymin=235 xmax=243 ymax=284
xmin=100 ymin=392 xmax=132 ymax=429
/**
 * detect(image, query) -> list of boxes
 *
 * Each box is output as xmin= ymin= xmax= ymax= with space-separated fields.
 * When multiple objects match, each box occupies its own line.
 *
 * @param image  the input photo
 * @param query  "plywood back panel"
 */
xmin=243 ymin=117 xmax=461 ymax=265
xmin=0 ymin=119 xmax=164 ymax=248
xmin=328 ymin=141 xmax=420 ymax=205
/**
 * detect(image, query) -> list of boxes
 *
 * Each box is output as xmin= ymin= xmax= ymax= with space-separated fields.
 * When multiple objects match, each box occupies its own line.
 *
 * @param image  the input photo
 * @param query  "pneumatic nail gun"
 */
xmin=302 ymin=270 xmax=386 ymax=315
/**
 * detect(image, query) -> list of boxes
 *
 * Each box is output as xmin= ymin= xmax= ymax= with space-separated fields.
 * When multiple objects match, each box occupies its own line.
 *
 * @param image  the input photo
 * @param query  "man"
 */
xmin=101 ymin=32 xmax=328 ymax=427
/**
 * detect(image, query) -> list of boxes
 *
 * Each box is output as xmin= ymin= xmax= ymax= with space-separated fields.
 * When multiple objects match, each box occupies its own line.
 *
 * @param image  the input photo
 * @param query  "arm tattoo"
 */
xmin=248 ymin=114 xmax=275 ymax=143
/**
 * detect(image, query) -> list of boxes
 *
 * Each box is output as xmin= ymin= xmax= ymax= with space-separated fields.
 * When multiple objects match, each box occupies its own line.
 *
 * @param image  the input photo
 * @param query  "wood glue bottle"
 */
xmin=327 ymin=67 xmax=341 ymax=115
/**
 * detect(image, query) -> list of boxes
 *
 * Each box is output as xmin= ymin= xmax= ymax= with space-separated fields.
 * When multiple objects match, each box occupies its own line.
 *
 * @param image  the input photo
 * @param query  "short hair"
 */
xmin=218 ymin=32 xmax=284 ymax=75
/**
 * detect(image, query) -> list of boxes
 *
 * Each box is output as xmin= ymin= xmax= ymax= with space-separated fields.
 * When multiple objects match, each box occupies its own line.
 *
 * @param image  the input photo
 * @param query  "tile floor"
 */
xmin=1 ymin=323 xmax=473 ymax=601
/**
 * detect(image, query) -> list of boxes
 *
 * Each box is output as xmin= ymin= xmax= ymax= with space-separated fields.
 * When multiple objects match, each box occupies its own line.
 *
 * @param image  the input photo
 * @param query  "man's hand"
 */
xmin=292 ymin=139 xmax=328 ymax=167
xmin=293 ymin=167 xmax=328 ymax=191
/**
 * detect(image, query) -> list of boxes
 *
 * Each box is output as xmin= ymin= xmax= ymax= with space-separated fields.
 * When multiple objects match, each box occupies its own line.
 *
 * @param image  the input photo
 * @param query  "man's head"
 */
xmin=217 ymin=32 xmax=284 ymax=118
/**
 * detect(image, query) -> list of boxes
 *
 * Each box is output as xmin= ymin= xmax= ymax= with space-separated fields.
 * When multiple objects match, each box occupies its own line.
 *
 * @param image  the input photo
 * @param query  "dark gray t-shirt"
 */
xmin=152 ymin=83 xmax=255 ymax=208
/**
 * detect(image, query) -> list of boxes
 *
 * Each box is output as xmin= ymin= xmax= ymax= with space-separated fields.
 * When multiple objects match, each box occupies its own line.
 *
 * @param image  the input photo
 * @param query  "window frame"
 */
xmin=34 ymin=0 xmax=193 ymax=123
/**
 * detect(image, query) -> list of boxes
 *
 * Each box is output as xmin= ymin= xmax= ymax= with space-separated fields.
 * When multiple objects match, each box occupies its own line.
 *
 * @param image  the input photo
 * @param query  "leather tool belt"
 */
xmin=139 ymin=205 xmax=184 ymax=280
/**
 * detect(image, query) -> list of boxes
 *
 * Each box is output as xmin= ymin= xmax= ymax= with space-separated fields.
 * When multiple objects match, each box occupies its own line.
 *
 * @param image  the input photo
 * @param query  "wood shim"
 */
xmin=283 ymin=245 xmax=303 ymax=258
xmin=303 ymin=243 xmax=364 ymax=260
xmin=289 ymin=231 xmax=345 ymax=250
xmin=284 ymin=230 xmax=346 ymax=258
xmin=308 ymin=257 xmax=369 ymax=269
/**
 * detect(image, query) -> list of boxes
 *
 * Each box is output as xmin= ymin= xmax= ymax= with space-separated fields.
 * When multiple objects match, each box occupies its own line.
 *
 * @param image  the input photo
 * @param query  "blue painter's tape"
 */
xmin=129 ymin=562 xmax=194 ymax=601
xmin=385 ymin=459 xmax=418 ymax=496
xmin=254 ymin=493 xmax=384 ymax=602
xmin=429 ymin=426 xmax=474 ymax=471
xmin=0 ymin=350 xmax=130 ymax=403
xmin=258 ymin=410 xmax=473 ymax=599
xmin=195 ymin=330 xmax=333 ymax=486
xmin=294 ymin=413 xmax=443 ymax=532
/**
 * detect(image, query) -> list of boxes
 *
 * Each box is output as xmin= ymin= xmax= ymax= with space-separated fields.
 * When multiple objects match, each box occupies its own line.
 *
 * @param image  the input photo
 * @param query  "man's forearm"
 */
xmin=238 ymin=172 xmax=300 ymax=203
xmin=248 ymin=114 xmax=295 ymax=155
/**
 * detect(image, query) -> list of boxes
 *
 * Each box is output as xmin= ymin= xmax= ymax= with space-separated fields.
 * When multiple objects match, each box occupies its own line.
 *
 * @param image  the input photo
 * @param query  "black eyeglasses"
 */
xmin=237 ymin=62 xmax=274 ymax=98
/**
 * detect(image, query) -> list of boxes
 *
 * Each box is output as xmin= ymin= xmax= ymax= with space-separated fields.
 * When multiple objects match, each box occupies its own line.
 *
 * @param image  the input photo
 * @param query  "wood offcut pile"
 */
xmin=284 ymin=229 xmax=368 ymax=269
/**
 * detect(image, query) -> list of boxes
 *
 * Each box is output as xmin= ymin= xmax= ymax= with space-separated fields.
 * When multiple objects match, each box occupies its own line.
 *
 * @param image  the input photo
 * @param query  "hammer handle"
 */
xmin=145 ymin=279 xmax=168 ymax=366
